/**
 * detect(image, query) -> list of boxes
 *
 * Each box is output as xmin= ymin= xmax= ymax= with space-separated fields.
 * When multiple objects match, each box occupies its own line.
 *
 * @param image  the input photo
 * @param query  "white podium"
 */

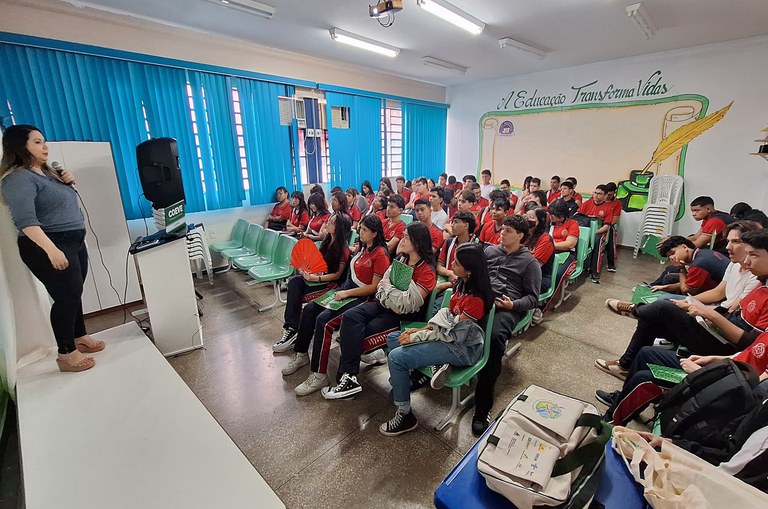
xmin=133 ymin=236 xmax=203 ymax=356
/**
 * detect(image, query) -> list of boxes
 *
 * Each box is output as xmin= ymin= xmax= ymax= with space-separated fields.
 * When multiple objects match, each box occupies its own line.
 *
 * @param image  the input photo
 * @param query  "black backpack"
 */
xmin=657 ymin=359 xmax=763 ymax=451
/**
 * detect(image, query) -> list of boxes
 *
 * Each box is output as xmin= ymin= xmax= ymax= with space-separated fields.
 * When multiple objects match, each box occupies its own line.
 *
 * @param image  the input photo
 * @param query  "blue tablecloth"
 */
xmin=434 ymin=432 xmax=650 ymax=509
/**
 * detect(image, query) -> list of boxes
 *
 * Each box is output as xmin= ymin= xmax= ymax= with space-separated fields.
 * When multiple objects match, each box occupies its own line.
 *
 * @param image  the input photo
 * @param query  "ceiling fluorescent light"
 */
xmin=422 ymin=56 xmax=467 ymax=75
xmin=203 ymin=0 xmax=275 ymax=19
xmin=498 ymin=37 xmax=546 ymax=59
xmin=626 ymin=2 xmax=657 ymax=39
xmin=416 ymin=0 xmax=485 ymax=35
xmin=329 ymin=28 xmax=400 ymax=58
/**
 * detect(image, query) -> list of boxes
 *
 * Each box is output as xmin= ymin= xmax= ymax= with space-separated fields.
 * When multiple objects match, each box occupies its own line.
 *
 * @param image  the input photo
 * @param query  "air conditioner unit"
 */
xmin=294 ymin=99 xmax=307 ymax=129
xmin=331 ymin=106 xmax=350 ymax=129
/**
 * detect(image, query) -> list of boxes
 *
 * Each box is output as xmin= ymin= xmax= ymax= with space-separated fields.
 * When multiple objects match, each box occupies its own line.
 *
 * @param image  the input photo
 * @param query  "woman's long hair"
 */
xmin=401 ymin=221 xmax=435 ymax=268
xmin=331 ymin=191 xmax=349 ymax=217
xmin=525 ymin=207 xmax=549 ymax=249
xmin=308 ymin=192 xmax=329 ymax=216
xmin=361 ymin=180 xmax=374 ymax=197
xmin=1 ymin=125 xmax=45 ymax=179
xmin=454 ymin=243 xmax=493 ymax=313
xmin=379 ymin=177 xmax=394 ymax=194
xmin=291 ymin=190 xmax=307 ymax=216
xmin=360 ymin=214 xmax=387 ymax=253
xmin=320 ymin=213 xmax=351 ymax=274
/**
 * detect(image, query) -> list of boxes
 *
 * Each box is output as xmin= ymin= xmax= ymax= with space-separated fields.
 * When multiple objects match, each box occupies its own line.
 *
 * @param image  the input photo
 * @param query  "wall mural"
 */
xmin=479 ymin=71 xmax=732 ymax=223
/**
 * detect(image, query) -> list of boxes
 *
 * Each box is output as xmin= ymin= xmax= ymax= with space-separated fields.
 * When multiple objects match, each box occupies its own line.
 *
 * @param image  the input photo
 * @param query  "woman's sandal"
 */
xmin=56 ymin=352 xmax=95 ymax=373
xmin=75 ymin=336 xmax=106 ymax=353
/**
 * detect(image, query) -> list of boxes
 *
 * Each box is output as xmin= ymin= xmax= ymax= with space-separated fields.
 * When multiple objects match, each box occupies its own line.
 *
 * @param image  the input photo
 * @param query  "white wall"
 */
xmin=0 ymin=0 xmax=445 ymax=104
xmin=447 ymin=36 xmax=768 ymax=239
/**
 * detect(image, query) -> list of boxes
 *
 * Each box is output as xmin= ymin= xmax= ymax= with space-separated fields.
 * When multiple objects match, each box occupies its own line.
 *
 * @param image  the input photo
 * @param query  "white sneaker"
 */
xmin=360 ymin=349 xmax=387 ymax=365
xmin=295 ymin=372 xmax=328 ymax=396
xmin=281 ymin=352 xmax=309 ymax=376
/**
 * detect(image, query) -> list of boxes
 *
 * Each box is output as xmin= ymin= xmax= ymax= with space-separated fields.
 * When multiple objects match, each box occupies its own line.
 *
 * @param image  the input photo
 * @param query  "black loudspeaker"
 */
xmin=136 ymin=137 xmax=185 ymax=209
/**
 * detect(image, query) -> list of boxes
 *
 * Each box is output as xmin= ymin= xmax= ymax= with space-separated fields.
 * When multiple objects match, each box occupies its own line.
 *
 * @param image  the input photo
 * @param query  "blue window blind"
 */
xmin=402 ymin=102 xmax=447 ymax=179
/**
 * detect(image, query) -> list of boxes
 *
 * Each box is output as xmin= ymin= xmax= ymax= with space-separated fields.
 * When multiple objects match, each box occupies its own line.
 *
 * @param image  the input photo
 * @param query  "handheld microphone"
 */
xmin=51 ymin=161 xmax=74 ymax=186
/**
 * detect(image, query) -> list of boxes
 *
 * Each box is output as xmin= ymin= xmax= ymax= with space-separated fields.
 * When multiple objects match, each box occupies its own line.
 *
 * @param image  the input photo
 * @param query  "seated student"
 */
xmin=446 ymin=175 xmax=462 ymax=193
xmin=429 ymin=186 xmax=449 ymax=229
xmin=730 ymin=202 xmax=752 ymax=220
xmin=444 ymin=189 xmax=477 ymax=236
xmin=273 ymin=213 xmax=352 ymax=352
xmin=471 ymin=182 xmax=490 ymax=209
xmin=649 ymin=236 xmax=730 ymax=296
xmin=363 ymin=195 xmax=388 ymax=222
xmin=565 ymin=177 xmax=583 ymax=206
xmin=462 ymin=174 xmax=477 ymax=191
xmin=597 ymin=331 xmax=768 ymax=426
xmin=557 ymin=181 xmax=580 ymax=217
xmin=379 ymin=243 xmax=493 ymax=436
xmin=383 ymin=194 xmax=406 ymax=256
xmin=427 ymin=178 xmax=436 ymax=190
xmin=548 ymin=198 xmax=580 ymax=285
xmin=479 ymin=198 xmax=509 ymax=246
xmin=304 ymin=193 xmax=331 ymax=242
xmin=604 ymin=182 xmax=622 ymax=272
xmin=395 ymin=175 xmax=412 ymax=204
xmin=437 ymin=173 xmax=448 ymax=188
xmin=596 ymin=221 xmax=764 ymax=380
xmin=361 ymin=180 xmax=376 ymax=207
xmin=688 ymin=196 xmax=736 ymax=253
xmin=283 ymin=215 xmax=390 ymax=396
xmin=285 ymin=191 xmax=310 ymax=235
xmin=345 ymin=188 xmax=362 ymax=229
xmin=444 ymin=188 xmax=457 ymax=219
xmin=576 ymin=184 xmax=615 ymax=284
xmin=476 ymin=189 xmax=508 ymax=234
xmin=414 ymin=198 xmax=444 ymax=253
xmin=404 ymin=177 xmax=427 ymax=212
xmin=480 ymin=169 xmax=495 ymax=200
xmin=472 ymin=216 xmax=542 ymax=435
xmin=322 ymin=222 xmax=437 ymax=400
xmin=379 ymin=177 xmax=395 ymax=197
xmin=523 ymin=207 xmax=555 ymax=293
xmin=437 ymin=211 xmax=477 ymax=284
xmin=514 ymin=179 xmax=542 ymax=214
xmin=265 ymin=186 xmax=291 ymax=231
xmin=547 ymin=175 xmax=561 ymax=204
xmin=330 ymin=191 xmax=352 ymax=226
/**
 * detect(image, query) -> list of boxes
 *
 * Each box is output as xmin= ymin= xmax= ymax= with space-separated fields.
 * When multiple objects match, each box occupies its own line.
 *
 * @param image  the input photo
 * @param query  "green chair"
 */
xmin=639 ymin=234 xmax=667 ymax=264
xmin=538 ymin=253 xmax=562 ymax=303
xmin=548 ymin=251 xmax=572 ymax=310
xmin=503 ymin=308 xmax=534 ymax=358
xmin=348 ymin=229 xmax=359 ymax=248
xmin=400 ymin=213 xmax=414 ymax=225
xmin=587 ymin=219 xmax=603 ymax=252
xmin=210 ymin=218 xmax=249 ymax=253
xmin=220 ymin=224 xmax=262 ymax=269
xmin=433 ymin=305 xmax=497 ymax=431
xmin=247 ymin=235 xmax=298 ymax=312
xmin=232 ymin=229 xmax=278 ymax=270
xmin=568 ymin=228 xmax=591 ymax=281
xmin=400 ymin=287 xmax=445 ymax=332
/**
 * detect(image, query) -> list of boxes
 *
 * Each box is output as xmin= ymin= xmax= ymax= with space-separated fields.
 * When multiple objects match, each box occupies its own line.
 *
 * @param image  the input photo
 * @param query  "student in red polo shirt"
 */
xmin=547 ymin=175 xmax=562 ymax=204
xmin=476 ymin=189 xmax=507 ymax=235
xmin=414 ymin=198 xmax=444 ymax=253
xmin=305 ymin=193 xmax=331 ymax=242
xmin=549 ymin=199 xmax=580 ymax=286
xmin=444 ymin=189 xmax=477 ymax=237
xmin=689 ymin=196 xmax=735 ymax=253
xmin=565 ymin=177 xmax=583 ymax=206
xmin=361 ymin=180 xmax=376 ymax=207
xmin=479 ymin=199 xmax=509 ymax=246
xmin=437 ymin=211 xmax=477 ymax=284
xmin=286 ymin=215 xmax=391 ymax=396
xmin=346 ymin=188 xmax=362 ymax=229
xmin=524 ymin=207 xmax=555 ymax=293
xmin=395 ymin=176 xmax=412 ymax=205
xmin=383 ymin=194 xmax=406 ymax=255
xmin=471 ymin=183 xmax=490 ymax=209
xmin=285 ymin=191 xmax=310 ymax=235
xmin=325 ymin=222 xmax=437 ymax=399
xmin=265 ymin=186 xmax=291 ymax=231
xmin=577 ymin=184 xmax=615 ymax=284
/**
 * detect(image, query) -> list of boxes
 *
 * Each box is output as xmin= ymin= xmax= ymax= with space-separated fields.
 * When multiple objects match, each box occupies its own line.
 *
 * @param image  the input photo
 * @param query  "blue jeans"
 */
xmin=386 ymin=332 xmax=465 ymax=406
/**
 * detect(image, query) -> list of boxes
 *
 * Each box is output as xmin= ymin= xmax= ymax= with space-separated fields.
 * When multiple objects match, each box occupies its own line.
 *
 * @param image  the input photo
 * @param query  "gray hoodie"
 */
xmin=484 ymin=244 xmax=541 ymax=313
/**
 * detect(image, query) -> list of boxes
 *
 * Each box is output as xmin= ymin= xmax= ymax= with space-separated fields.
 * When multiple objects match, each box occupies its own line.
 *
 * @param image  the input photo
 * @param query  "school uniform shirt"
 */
xmin=738 ymin=281 xmax=768 ymax=332
xmin=550 ymin=219 xmax=580 ymax=252
xmin=577 ymin=198 xmax=615 ymax=225
xmin=322 ymin=245 xmax=351 ymax=275
xmin=476 ymin=206 xmax=494 ymax=234
xmin=702 ymin=211 xmax=735 ymax=251
xmin=383 ymin=218 xmax=406 ymax=243
xmin=733 ymin=331 xmax=768 ymax=377
xmin=573 ymin=192 xmax=584 ymax=204
xmin=547 ymin=190 xmax=561 ymax=204
xmin=409 ymin=258 xmax=438 ymax=295
xmin=349 ymin=205 xmax=362 ymax=223
xmin=447 ymin=204 xmax=458 ymax=220
xmin=376 ymin=210 xmax=387 ymax=221
xmin=469 ymin=203 xmax=483 ymax=216
xmin=608 ymin=199 xmax=622 ymax=221
xmin=527 ymin=232 xmax=555 ymax=267
xmin=349 ymin=246 xmax=390 ymax=288
xmin=477 ymin=197 xmax=490 ymax=209
xmin=400 ymin=188 xmax=413 ymax=204
xmin=449 ymin=286 xmax=486 ymax=322
xmin=509 ymin=193 xmax=519 ymax=208
xmin=270 ymin=201 xmax=291 ymax=221
xmin=479 ymin=221 xmax=503 ymax=245
xmin=428 ymin=223 xmax=445 ymax=252
xmin=562 ymin=198 xmax=579 ymax=218
xmin=684 ymin=248 xmax=730 ymax=293
xmin=438 ymin=237 xmax=466 ymax=270
xmin=290 ymin=208 xmax=310 ymax=230
xmin=366 ymin=193 xmax=375 ymax=206
xmin=721 ymin=262 xmax=760 ymax=310
xmin=307 ymin=213 xmax=330 ymax=235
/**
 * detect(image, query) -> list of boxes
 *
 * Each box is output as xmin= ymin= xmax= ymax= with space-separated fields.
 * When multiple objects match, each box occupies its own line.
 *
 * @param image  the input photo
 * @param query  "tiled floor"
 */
xmin=84 ymin=249 xmax=662 ymax=509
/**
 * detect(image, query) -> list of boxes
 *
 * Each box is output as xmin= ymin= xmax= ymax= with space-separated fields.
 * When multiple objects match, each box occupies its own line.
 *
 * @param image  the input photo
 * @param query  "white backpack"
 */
xmin=477 ymin=385 xmax=611 ymax=509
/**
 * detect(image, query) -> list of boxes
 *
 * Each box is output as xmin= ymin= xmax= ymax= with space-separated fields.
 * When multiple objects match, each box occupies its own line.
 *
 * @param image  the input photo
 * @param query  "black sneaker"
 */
xmin=595 ymin=389 xmax=620 ymax=406
xmin=606 ymin=265 xmax=617 ymax=273
xmin=379 ymin=411 xmax=418 ymax=436
xmin=471 ymin=412 xmax=490 ymax=437
xmin=321 ymin=373 xmax=362 ymax=400
xmin=409 ymin=371 xmax=430 ymax=391
xmin=272 ymin=327 xmax=298 ymax=353
xmin=430 ymin=364 xmax=452 ymax=390
xmin=590 ymin=274 xmax=601 ymax=284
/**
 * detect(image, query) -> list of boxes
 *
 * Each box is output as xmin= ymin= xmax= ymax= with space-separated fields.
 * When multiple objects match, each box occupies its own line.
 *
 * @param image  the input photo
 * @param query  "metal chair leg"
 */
xmin=258 ymin=282 xmax=283 ymax=312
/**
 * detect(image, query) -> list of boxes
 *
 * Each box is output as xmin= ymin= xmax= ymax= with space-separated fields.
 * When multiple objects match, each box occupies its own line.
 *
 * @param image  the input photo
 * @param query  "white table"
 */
xmin=17 ymin=323 xmax=284 ymax=509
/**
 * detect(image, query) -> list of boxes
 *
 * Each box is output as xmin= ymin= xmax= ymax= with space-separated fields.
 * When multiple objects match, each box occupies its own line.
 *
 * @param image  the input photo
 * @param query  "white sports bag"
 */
xmin=477 ymin=385 xmax=611 ymax=509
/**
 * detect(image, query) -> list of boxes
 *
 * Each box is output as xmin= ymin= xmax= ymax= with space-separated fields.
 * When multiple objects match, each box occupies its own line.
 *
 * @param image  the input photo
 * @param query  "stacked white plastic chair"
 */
xmin=633 ymin=174 xmax=685 ymax=258
xmin=187 ymin=224 xmax=214 ymax=285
